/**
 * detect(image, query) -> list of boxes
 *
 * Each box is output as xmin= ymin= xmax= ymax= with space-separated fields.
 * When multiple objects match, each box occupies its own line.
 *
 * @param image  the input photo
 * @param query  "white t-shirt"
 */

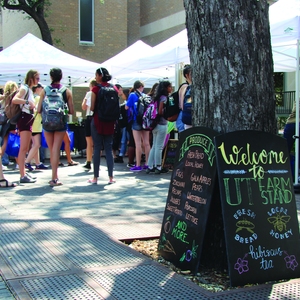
xmin=85 ymin=91 xmax=93 ymax=116
xmin=20 ymin=84 xmax=34 ymax=114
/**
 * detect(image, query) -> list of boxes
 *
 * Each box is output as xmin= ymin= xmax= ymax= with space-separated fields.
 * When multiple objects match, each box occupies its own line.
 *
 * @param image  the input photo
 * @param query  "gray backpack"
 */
xmin=42 ymin=86 xmax=67 ymax=131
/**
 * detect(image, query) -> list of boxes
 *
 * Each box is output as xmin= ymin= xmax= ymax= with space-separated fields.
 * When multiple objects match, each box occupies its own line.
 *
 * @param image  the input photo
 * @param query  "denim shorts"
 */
xmin=132 ymin=120 xmax=143 ymax=131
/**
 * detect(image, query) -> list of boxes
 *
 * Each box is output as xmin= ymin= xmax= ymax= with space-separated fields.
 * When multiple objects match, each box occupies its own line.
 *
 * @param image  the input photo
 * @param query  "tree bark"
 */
xmin=183 ymin=0 xmax=277 ymax=134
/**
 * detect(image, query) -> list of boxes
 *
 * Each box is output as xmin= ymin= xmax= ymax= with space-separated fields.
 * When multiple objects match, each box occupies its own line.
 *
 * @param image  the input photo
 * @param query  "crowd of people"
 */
xmin=0 ymin=64 xmax=192 ymax=188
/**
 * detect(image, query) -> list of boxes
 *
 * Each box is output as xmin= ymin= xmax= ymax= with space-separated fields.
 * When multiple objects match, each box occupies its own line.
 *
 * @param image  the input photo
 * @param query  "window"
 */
xmin=79 ymin=0 xmax=94 ymax=44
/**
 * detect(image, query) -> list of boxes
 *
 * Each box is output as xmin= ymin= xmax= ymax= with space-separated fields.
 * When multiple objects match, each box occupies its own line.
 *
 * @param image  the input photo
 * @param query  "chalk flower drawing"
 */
xmin=180 ymin=240 xmax=198 ymax=262
xmin=284 ymin=252 xmax=299 ymax=271
xmin=234 ymin=254 xmax=249 ymax=274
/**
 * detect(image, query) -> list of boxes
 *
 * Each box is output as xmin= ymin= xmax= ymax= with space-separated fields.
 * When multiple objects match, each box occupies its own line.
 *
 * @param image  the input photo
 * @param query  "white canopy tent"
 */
xmin=0 ymin=33 xmax=100 ymax=86
xmin=270 ymin=0 xmax=300 ymax=184
xmin=106 ymin=30 xmax=190 ymax=88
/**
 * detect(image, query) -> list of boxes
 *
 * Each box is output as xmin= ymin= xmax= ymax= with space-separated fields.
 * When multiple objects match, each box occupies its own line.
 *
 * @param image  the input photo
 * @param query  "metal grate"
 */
xmin=87 ymin=264 xmax=208 ymax=300
xmin=39 ymin=227 xmax=145 ymax=268
xmin=30 ymin=218 xmax=92 ymax=231
xmin=20 ymin=274 xmax=104 ymax=300
xmin=0 ymin=231 xmax=68 ymax=276
xmin=0 ymin=221 xmax=30 ymax=233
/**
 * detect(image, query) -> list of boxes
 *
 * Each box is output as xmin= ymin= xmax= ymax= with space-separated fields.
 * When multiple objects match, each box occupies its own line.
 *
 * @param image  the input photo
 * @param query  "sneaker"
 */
xmin=114 ymin=156 xmax=124 ymax=163
xmin=25 ymin=163 xmax=34 ymax=171
xmin=83 ymin=163 xmax=91 ymax=170
xmin=130 ymin=166 xmax=142 ymax=172
xmin=20 ymin=174 xmax=36 ymax=183
xmin=35 ymin=163 xmax=48 ymax=170
xmin=143 ymin=165 xmax=148 ymax=170
xmin=155 ymin=167 xmax=169 ymax=174
xmin=2 ymin=165 xmax=8 ymax=171
xmin=146 ymin=167 xmax=155 ymax=174
xmin=127 ymin=163 xmax=135 ymax=168
xmin=14 ymin=164 xmax=19 ymax=170
xmin=26 ymin=172 xmax=37 ymax=179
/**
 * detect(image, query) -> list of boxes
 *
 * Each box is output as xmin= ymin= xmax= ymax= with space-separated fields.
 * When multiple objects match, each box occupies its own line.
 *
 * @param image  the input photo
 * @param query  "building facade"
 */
xmin=0 ymin=0 xmax=185 ymax=64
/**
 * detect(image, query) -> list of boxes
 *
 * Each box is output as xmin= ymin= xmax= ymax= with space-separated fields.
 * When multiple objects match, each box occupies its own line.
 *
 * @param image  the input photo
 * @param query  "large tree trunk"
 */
xmin=183 ymin=0 xmax=277 ymax=134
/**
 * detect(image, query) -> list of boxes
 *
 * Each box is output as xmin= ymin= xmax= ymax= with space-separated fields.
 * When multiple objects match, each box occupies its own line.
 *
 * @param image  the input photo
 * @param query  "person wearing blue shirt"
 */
xmin=125 ymin=80 xmax=150 ymax=171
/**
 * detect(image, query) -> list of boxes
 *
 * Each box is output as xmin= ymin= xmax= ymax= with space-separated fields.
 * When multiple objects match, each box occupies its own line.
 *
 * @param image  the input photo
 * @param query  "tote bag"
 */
xmin=5 ymin=133 xmax=20 ymax=157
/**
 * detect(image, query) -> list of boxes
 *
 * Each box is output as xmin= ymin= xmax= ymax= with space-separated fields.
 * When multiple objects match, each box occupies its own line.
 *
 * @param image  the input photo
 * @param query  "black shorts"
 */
xmin=85 ymin=117 xmax=92 ymax=137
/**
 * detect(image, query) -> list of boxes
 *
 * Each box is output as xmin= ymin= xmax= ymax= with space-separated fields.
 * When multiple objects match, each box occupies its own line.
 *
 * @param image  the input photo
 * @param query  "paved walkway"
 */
xmin=0 ymin=156 xmax=299 ymax=299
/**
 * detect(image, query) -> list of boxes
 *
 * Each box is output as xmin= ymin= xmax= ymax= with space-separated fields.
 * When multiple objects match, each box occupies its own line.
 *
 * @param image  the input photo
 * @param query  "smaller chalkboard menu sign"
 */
xmin=162 ymin=139 xmax=178 ymax=170
xmin=158 ymin=127 xmax=218 ymax=272
xmin=214 ymin=130 xmax=300 ymax=287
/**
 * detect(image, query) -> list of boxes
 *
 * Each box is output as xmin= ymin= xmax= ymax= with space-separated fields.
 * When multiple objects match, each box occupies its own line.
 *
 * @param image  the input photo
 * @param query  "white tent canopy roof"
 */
xmin=270 ymin=0 xmax=300 ymax=72
xmin=0 ymin=33 xmax=100 ymax=86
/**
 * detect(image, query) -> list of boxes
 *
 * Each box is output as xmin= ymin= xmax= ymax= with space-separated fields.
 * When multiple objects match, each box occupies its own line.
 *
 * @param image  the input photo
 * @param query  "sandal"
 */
xmin=87 ymin=179 xmax=97 ymax=185
xmin=68 ymin=161 xmax=79 ymax=166
xmin=49 ymin=179 xmax=63 ymax=186
xmin=0 ymin=179 xmax=17 ymax=188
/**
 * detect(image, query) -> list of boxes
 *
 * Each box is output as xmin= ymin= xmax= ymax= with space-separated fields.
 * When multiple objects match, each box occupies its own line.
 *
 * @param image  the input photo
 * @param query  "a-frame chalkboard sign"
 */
xmin=214 ymin=130 xmax=300 ymax=286
xmin=158 ymin=127 xmax=218 ymax=272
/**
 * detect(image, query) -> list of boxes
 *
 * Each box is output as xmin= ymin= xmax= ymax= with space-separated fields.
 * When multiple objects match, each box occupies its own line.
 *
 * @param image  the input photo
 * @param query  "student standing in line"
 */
xmin=12 ymin=70 xmax=39 ymax=183
xmin=37 ymin=68 xmax=75 ymax=186
xmin=88 ymin=67 xmax=116 ymax=185
xmin=125 ymin=80 xmax=151 ymax=171
xmin=146 ymin=80 xmax=171 ymax=174
xmin=81 ymin=79 xmax=97 ymax=170
xmin=25 ymin=82 xmax=49 ymax=171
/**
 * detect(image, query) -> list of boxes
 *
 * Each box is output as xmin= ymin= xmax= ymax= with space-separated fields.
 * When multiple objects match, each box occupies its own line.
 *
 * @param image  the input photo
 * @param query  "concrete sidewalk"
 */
xmin=0 ymin=157 xmax=299 ymax=299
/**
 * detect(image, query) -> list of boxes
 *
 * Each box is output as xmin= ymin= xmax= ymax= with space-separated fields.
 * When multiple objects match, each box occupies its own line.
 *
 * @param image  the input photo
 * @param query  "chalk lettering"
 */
xmin=187 ymin=192 xmax=207 ymax=204
xmin=185 ymin=213 xmax=198 ymax=225
xmin=166 ymin=204 xmax=183 ymax=216
xmin=248 ymin=245 xmax=283 ymax=260
xmin=184 ymin=201 xmax=197 ymax=214
xmin=172 ymin=179 xmax=185 ymax=188
xmin=172 ymin=187 xmax=182 ymax=196
xmin=270 ymin=229 xmax=293 ymax=239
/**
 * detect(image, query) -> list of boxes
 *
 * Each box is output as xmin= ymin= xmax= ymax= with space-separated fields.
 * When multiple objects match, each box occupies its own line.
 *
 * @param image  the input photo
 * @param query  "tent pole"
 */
xmin=294 ymin=39 xmax=300 ymax=185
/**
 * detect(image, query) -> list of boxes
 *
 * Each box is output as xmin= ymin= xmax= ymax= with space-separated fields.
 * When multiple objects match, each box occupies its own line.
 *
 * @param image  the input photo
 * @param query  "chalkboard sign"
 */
xmin=158 ymin=127 xmax=218 ymax=272
xmin=214 ymin=130 xmax=300 ymax=287
xmin=162 ymin=139 xmax=178 ymax=170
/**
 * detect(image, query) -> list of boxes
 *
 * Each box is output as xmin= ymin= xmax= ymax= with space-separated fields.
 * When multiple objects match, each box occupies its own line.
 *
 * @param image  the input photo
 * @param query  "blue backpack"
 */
xmin=181 ymin=85 xmax=192 ymax=125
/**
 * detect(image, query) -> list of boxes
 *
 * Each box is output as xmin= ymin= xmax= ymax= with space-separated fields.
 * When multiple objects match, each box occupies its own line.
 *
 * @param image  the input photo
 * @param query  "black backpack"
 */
xmin=118 ymin=103 xmax=128 ymax=128
xmin=164 ymin=82 xmax=187 ymax=122
xmin=97 ymin=84 xmax=120 ymax=122
xmin=181 ymin=85 xmax=192 ymax=125
xmin=135 ymin=92 xmax=153 ymax=126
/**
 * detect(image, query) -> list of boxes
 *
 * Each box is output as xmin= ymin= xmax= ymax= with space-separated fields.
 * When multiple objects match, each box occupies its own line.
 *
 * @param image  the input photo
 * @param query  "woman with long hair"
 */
xmin=12 ymin=70 xmax=39 ymax=183
xmin=146 ymin=80 xmax=172 ymax=174
xmin=125 ymin=80 xmax=151 ymax=171
xmin=88 ymin=67 xmax=116 ymax=185
xmin=37 ymin=68 xmax=75 ymax=186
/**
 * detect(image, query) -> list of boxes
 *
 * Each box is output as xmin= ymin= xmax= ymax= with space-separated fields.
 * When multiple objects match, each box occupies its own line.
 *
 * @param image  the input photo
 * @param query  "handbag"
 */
xmin=0 ymin=108 xmax=8 ymax=125
xmin=5 ymin=133 xmax=20 ymax=157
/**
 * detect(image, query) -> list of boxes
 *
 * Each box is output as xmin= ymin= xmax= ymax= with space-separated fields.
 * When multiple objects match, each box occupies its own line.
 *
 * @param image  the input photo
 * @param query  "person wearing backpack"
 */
xmin=12 ymin=70 xmax=40 ymax=184
xmin=88 ymin=67 xmax=117 ymax=185
xmin=146 ymin=80 xmax=172 ymax=174
xmin=37 ymin=68 xmax=75 ymax=186
xmin=176 ymin=64 xmax=192 ymax=133
xmin=0 ymin=81 xmax=19 ymax=168
xmin=125 ymin=80 xmax=151 ymax=172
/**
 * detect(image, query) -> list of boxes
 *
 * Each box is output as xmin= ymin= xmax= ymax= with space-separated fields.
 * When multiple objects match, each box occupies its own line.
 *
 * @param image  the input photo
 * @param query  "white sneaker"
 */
xmin=2 ymin=165 xmax=8 ymax=171
xmin=15 ymin=164 xmax=19 ymax=170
